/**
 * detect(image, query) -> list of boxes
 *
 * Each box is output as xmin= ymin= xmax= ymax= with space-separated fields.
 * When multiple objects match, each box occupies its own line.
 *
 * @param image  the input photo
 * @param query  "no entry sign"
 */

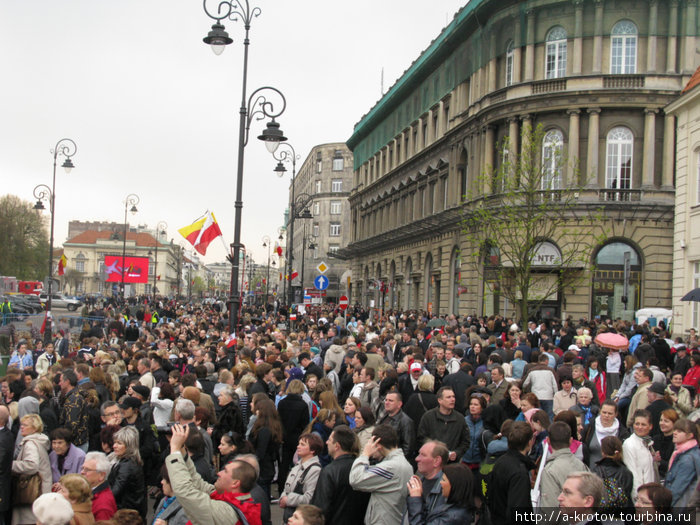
xmin=339 ymin=295 xmax=349 ymax=310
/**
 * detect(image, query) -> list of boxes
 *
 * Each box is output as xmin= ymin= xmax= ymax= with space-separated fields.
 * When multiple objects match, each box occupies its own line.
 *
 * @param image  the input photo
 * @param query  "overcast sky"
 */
xmin=0 ymin=0 xmax=467 ymax=267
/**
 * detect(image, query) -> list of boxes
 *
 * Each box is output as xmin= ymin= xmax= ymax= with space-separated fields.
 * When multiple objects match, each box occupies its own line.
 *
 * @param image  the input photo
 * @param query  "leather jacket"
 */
xmin=108 ymin=457 xmax=146 ymax=517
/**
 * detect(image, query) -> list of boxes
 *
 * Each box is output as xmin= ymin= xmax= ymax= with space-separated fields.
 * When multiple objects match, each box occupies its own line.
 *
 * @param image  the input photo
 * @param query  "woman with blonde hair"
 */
xmin=12 ymin=413 xmax=53 ymax=525
xmin=107 ymin=426 xmax=146 ymax=517
xmin=56 ymin=473 xmax=95 ymax=525
xmin=404 ymin=374 xmax=438 ymax=429
xmin=318 ymin=391 xmax=343 ymax=423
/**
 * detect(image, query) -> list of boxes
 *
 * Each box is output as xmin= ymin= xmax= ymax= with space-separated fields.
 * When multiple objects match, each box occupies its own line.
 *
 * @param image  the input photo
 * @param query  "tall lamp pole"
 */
xmin=262 ymin=235 xmax=271 ymax=306
xmin=148 ymin=221 xmax=167 ymax=305
xmin=299 ymin=224 xmax=317 ymax=301
xmin=201 ymin=0 xmax=288 ymax=340
xmin=121 ymin=194 xmax=140 ymax=303
xmin=273 ymin=142 xmax=299 ymax=306
xmin=33 ymin=138 xmax=76 ymax=344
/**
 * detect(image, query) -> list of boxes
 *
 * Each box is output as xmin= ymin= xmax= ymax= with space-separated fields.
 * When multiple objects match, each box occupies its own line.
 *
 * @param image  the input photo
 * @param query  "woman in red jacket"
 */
xmin=682 ymin=353 xmax=700 ymax=392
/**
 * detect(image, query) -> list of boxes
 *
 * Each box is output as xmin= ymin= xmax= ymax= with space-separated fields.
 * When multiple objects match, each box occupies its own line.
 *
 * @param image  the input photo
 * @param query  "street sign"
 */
xmin=317 ymin=261 xmax=328 ymax=274
xmin=304 ymin=294 xmax=312 ymax=305
xmin=314 ymin=275 xmax=329 ymax=291
xmin=339 ymin=295 xmax=349 ymax=310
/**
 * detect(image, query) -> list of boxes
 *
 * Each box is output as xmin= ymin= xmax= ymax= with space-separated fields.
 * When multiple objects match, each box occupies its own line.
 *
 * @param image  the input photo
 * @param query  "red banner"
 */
xmin=104 ymin=255 xmax=150 ymax=283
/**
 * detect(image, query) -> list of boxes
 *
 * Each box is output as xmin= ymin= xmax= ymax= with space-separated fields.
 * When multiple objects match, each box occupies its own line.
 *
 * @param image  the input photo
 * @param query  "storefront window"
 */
xmin=592 ymin=242 xmax=641 ymax=320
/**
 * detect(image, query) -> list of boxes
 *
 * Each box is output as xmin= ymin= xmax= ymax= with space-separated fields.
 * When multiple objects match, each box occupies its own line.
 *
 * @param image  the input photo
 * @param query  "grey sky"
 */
xmin=0 ymin=0 xmax=466 ymax=266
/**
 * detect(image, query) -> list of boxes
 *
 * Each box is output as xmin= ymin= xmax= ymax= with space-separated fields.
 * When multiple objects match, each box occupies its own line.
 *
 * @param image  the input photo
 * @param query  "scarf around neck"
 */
xmin=668 ymin=438 xmax=698 ymax=471
xmin=594 ymin=415 xmax=619 ymax=446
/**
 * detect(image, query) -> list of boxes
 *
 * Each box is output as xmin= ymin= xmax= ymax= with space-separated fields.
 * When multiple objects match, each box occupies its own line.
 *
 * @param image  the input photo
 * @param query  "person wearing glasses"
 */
xmin=80 ymin=452 xmax=116 ymax=521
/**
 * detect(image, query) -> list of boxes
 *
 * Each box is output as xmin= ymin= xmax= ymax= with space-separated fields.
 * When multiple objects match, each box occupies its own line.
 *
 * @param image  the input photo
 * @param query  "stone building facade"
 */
xmin=343 ymin=0 xmax=697 ymax=320
xmin=287 ymin=142 xmax=353 ymax=302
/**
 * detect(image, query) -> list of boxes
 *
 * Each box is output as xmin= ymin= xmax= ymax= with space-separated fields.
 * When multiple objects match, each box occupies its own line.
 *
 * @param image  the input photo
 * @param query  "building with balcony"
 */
xmin=342 ymin=0 xmax=695 ymax=321
xmin=287 ymin=143 xmax=353 ymax=302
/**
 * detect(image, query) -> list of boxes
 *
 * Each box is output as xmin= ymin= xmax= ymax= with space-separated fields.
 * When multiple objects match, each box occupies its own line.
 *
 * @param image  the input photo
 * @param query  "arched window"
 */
xmin=610 ymin=20 xmax=637 ymax=74
xmin=545 ymin=26 xmax=567 ymax=79
xmin=75 ymin=253 xmax=86 ymax=273
xmin=542 ymin=130 xmax=564 ymax=190
xmin=606 ymin=127 xmax=634 ymax=199
xmin=505 ymin=40 xmax=515 ymax=87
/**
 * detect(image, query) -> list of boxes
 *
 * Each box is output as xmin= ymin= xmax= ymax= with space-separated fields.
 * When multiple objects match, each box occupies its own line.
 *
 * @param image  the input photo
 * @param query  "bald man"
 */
xmin=0 ymin=405 xmax=13 ymax=525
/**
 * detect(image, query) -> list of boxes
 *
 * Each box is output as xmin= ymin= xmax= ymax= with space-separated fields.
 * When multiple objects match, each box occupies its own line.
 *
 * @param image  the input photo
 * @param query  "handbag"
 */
xmin=12 ymin=472 xmax=42 ymax=505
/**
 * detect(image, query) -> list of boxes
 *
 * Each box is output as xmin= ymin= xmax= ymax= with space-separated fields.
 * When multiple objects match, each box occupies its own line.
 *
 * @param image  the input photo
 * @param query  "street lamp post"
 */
xmin=262 ymin=235 xmax=271 ymax=306
xmin=201 ymin=0 xmax=288 ymax=340
xmin=148 ymin=221 xmax=167 ymax=305
xmin=121 ymin=194 xmax=139 ymax=303
xmin=273 ymin=142 xmax=300 ymax=307
xmin=33 ymin=138 xmax=76 ymax=344
xmin=289 ymin=193 xmax=313 ymax=304
xmin=299 ymin=223 xmax=317 ymax=302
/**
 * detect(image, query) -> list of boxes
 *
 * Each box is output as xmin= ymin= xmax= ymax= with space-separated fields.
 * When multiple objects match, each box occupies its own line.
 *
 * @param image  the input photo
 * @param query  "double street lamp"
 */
xmin=201 ymin=0 xmax=288 ymax=340
xmin=148 ymin=221 xmax=168 ymax=305
xmin=121 ymin=194 xmax=139 ymax=303
xmin=33 ymin=138 xmax=77 ymax=344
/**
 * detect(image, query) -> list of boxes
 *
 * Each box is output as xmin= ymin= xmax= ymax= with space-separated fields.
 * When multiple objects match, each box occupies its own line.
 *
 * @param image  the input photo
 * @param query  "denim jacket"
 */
xmin=665 ymin=446 xmax=700 ymax=506
xmin=462 ymin=416 xmax=484 ymax=463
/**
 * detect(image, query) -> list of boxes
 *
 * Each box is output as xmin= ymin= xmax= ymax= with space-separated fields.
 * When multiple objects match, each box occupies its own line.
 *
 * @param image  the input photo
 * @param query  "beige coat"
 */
xmin=626 ymin=382 xmax=651 ymax=428
xmin=12 ymin=431 xmax=52 ymax=525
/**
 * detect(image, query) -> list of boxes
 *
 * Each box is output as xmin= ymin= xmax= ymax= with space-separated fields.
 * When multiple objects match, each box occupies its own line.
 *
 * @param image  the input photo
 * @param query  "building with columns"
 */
xmin=342 ymin=0 xmax=696 ymax=321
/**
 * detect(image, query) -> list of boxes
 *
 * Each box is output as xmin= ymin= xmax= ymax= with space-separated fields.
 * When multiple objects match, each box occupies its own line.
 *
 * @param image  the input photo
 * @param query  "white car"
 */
xmin=39 ymin=293 xmax=82 ymax=311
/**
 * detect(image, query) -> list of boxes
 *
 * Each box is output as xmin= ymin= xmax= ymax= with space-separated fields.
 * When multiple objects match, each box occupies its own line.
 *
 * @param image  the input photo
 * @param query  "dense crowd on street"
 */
xmin=2 ymin=298 xmax=700 ymax=525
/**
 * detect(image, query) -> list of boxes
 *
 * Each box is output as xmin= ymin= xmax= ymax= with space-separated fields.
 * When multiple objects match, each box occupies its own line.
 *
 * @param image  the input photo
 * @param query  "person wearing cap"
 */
xmin=32 ymin=492 xmax=74 ymax=525
xmin=646 ymin=382 xmax=673 ymax=440
xmin=398 ymin=362 xmax=424 ymax=403
xmin=130 ymin=384 xmax=154 ymax=426
xmin=673 ymin=345 xmax=692 ymax=379
xmin=119 ymin=396 xmax=158 ymax=486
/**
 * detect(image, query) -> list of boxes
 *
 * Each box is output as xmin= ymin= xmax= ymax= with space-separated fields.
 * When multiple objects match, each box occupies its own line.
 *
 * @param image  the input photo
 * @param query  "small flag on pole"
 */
xmin=57 ymin=254 xmax=67 ymax=276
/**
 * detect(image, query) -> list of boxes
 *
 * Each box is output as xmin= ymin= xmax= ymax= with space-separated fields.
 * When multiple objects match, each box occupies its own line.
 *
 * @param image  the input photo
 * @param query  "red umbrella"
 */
xmin=594 ymin=332 xmax=629 ymax=350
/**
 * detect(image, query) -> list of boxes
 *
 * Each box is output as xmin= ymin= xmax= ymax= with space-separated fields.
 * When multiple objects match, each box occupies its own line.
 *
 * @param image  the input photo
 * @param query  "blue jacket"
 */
xmin=665 ymin=446 xmax=700 ymax=506
xmin=462 ymin=416 xmax=484 ymax=463
xmin=8 ymin=351 xmax=32 ymax=369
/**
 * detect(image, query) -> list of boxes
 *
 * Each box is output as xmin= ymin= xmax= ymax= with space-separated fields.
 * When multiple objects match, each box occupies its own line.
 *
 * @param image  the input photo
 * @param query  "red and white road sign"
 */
xmin=339 ymin=295 xmax=349 ymax=310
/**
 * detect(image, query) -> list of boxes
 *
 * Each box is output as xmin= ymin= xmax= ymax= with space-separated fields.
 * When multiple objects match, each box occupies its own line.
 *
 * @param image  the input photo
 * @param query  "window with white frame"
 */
xmin=505 ymin=40 xmax=514 ymax=86
xmin=610 ymin=20 xmax=637 ymax=74
xmin=314 ymin=202 xmax=320 ymax=216
xmin=542 ymin=130 xmax=564 ymax=190
xmin=331 ymin=179 xmax=343 ymax=192
xmin=149 ymin=258 xmax=155 ymax=276
xmin=313 ymin=224 xmax=319 ymax=237
xmin=98 ymin=281 xmax=104 ymax=293
xmin=694 ymin=262 xmax=700 ymax=329
xmin=316 ymin=153 xmax=322 ymax=173
xmin=145 ymin=284 xmax=152 ymax=295
xmin=696 ymin=150 xmax=700 ymax=204
xmin=545 ymin=26 xmax=567 ymax=79
xmin=332 ymin=152 xmax=344 ymax=171
xmin=315 ymin=180 xmax=322 ymax=194
xmin=606 ymin=127 xmax=633 ymax=190
xmin=76 ymin=281 xmax=84 ymax=293
xmin=330 ymin=201 xmax=341 ymax=215
xmin=75 ymin=254 xmax=86 ymax=273
xmin=330 ymin=223 xmax=340 ymax=236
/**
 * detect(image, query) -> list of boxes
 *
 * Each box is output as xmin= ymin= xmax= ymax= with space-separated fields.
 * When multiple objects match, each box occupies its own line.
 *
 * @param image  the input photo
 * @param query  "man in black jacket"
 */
xmin=310 ymin=425 xmax=369 ymax=525
xmin=417 ymin=387 xmax=470 ymax=462
xmin=0 ymin=406 xmax=13 ymax=525
xmin=378 ymin=392 xmax=415 ymax=458
xmin=441 ymin=362 xmax=476 ymax=415
xmin=486 ymin=421 xmax=536 ymax=525
xmin=299 ymin=352 xmax=324 ymax=381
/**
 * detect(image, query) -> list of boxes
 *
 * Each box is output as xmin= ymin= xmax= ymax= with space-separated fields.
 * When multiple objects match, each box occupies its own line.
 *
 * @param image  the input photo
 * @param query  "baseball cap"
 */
xmin=410 ymin=362 xmax=422 ymax=372
xmin=119 ymin=396 xmax=141 ymax=410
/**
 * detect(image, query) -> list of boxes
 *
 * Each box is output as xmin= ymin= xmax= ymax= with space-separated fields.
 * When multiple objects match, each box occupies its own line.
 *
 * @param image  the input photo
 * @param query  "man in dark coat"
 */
xmin=311 ymin=425 xmax=369 ymax=525
xmin=0 ymin=406 xmax=13 ymax=525
xmin=486 ymin=421 xmax=536 ymax=525
xmin=441 ymin=362 xmax=476 ymax=415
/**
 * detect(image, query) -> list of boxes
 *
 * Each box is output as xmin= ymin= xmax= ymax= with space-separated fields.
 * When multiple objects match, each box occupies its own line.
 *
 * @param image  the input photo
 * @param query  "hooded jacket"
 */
xmin=324 ymin=344 xmax=346 ymax=374
xmin=539 ymin=447 xmax=588 ymax=508
xmin=12 ymin=431 xmax=52 ymax=525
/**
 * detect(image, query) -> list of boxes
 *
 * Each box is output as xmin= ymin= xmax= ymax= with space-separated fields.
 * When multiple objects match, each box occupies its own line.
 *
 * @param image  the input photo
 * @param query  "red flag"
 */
xmin=57 ymin=254 xmax=67 ymax=276
xmin=288 ymin=271 xmax=299 ymax=280
xmin=40 ymin=311 xmax=52 ymax=334
xmin=276 ymin=245 xmax=283 ymax=257
xmin=226 ymin=333 xmax=237 ymax=348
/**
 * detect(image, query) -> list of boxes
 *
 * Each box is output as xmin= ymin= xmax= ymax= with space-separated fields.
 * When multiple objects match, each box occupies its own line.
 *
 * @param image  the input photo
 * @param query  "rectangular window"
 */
xmin=98 ymin=281 xmax=104 ymax=293
xmin=332 ymin=157 xmax=344 ymax=171
xmin=75 ymin=260 xmax=85 ymax=272
xmin=314 ymin=202 xmax=320 ymax=216
xmin=76 ymin=281 xmax=84 ymax=293
xmin=145 ymin=284 xmax=152 ymax=295
xmin=315 ymin=180 xmax=322 ymax=194
xmin=313 ymin=224 xmax=319 ymax=237
xmin=330 ymin=201 xmax=341 ymax=214
xmin=331 ymin=180 xmax=343 ymax=192
xmin=330 ymin=223 xmax=340 ymax=236
xmin=433 ymin=113 xmax=439 ymax=141
xmin=316 ymin=153 xmax=322 ymax=173
xmin=546 ymin=40 xmax=567 ymax=79
xmin=506 ymin=46 xmax=514 ymax=86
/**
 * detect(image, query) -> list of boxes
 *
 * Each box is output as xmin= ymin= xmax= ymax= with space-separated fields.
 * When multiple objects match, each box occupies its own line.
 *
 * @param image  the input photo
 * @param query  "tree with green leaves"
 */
xmin=0 ymin=195 xmax=49 ymax=280
xmin=461 ymin=123 xmax=607 ymax=323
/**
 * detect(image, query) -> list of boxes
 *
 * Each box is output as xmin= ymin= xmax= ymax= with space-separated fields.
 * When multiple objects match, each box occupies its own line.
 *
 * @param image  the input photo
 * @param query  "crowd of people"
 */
xmin=2 ymin=300 xmax=700 ymax=525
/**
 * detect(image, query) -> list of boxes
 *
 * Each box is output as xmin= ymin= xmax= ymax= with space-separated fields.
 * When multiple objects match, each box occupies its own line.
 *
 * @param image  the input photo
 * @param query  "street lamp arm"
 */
xmin=273 ymin=142 xmax=298 ymax=164
xmin=33 ymin=184 xmax=53 ymax=213
xmin=203 ymin=0 xmax=260 ymax=25
xmin=243 ymin=86 xmax=286 ymax=147
xmin=124 ymin=193 xmax=140 ymax=208
xmin=52 ymin=138 xmax=77 ymax=163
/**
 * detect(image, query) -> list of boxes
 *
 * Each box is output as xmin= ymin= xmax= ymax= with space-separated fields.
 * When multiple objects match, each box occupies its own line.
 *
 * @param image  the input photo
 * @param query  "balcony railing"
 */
xmin=598 ymin=189 xmax=641 ymax=202
xmin=532 ymin=79 xmax=567 ymax=94
xmin=603 ymin=75 xmax=645 ymax=89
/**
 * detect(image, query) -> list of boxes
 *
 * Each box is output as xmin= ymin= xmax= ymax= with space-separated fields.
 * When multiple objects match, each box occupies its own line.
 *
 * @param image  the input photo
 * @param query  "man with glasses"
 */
xmin=81 ymin=451 xmax=117 ymax=521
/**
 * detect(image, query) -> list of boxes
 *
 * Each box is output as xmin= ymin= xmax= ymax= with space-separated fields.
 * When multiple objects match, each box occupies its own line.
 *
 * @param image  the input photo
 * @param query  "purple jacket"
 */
xmin=50 ymin=443 xmax=86 ymax=483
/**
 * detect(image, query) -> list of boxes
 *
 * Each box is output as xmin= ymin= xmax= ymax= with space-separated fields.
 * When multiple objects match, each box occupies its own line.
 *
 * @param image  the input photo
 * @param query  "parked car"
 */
xmin=38 ymin=293 xmax=82 ymax=311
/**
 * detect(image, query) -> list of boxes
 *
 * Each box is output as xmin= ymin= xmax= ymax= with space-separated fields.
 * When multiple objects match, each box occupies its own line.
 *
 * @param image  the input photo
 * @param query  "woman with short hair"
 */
xmin=280 ymin=433 xmax=323 ymax=524
xmin=56 ymin=473 xmax=95 ymax=525
xmin=49 ymin=427 xmax=86 ymax=483
xmin=107 ymin=426 xmax=146 ymax=517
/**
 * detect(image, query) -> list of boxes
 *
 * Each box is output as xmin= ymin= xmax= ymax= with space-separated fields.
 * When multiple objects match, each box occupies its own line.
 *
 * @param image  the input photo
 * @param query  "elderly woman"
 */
xmin=213 ymin=385 xmax=244 ymax=448
xmin=12 ymin=413 xmax=52 ymax=525
xmin=664 ymin=419 xmax=700 ymax=506
xmin=280 ymin=433 xmax=323 ymax=524
xmin=107 ymin=426 xmax=146 ymax=517
xmin=50 ymin=427 xmax=86 ymax=484
xmin=553 ymin=375 xmax=578 ymax=416
xmin=570 ymin=387 xmax=599 ymax=427
xmin=56 ymin=473 xmax=96 ymax=525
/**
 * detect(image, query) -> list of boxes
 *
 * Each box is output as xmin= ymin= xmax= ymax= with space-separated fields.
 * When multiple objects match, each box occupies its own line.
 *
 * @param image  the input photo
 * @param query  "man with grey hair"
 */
xmin=235 ymin=454 xmax=271 ymax=525
xmin=557 ymin=471 xmax=604 ymax=522
xmin=174 ymin=398 xmax=213 ymax=465
xmin=81 ymin=451 xmax=117 ymax=520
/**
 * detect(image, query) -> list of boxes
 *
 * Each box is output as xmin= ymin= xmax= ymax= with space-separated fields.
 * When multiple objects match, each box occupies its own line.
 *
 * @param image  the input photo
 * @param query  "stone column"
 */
xmin=642 ymin=108 xmax=658 ymax=189
xmin=683 ymin=0 xmax=696 ymax=74
xmin=667 ymin=0 xmax=679 ymax=73
xmin=524 ymin=10 xmax=536 ymax=82
xmin=488 ymin=32 xmax=497 ymax=92
xmin=521 ymin=115 xmax=533 ymax=174
xmin=592 ymin=0 xmax=604 ymax=74
xmin=509 ymin=118 xmax=520 ymax=164
xmin=647 ymin=0 xmax=658 ymax=73
xmin=484 ymin=126 xmax=495 ymax=193
xmin=663 ymin=113 xmax=675 ymax=189
xmin=567 ymin=109 xmax=580 ymax=186
xmin=573 ymin=0 xmax=584 ymax=75
xmin=513 ymin=16 xmax=522 ymax=83
xmin=587 ymin=108 xmax=601 ymax=188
